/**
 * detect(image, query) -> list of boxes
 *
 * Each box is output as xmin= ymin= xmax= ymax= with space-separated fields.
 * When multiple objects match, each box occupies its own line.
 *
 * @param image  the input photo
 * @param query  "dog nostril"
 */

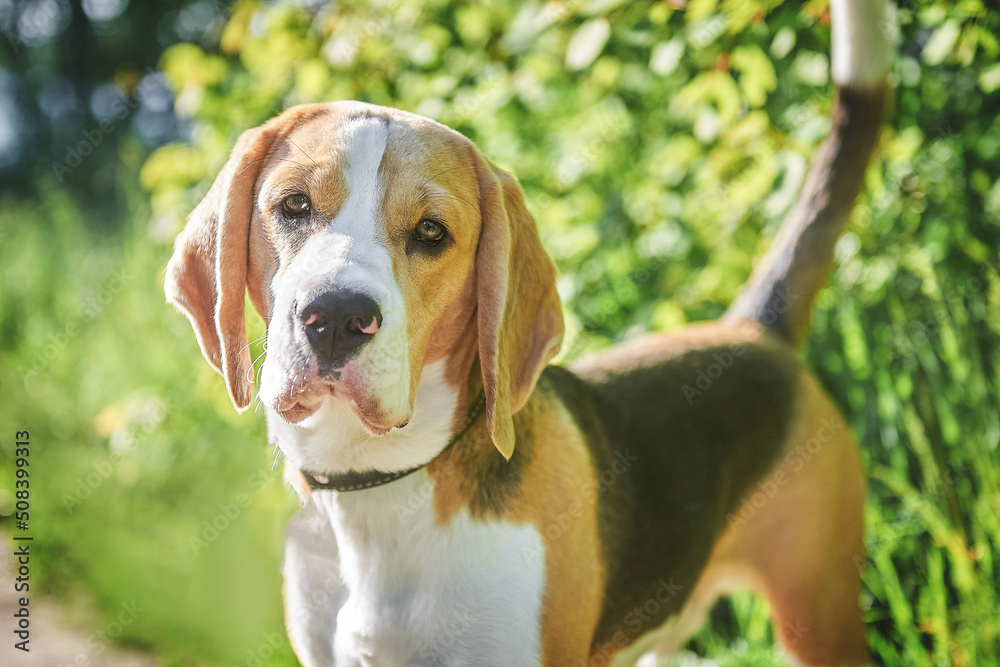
xmin=302 ymin=309 xmax=327 ymax=329
xmin=347 ymin=314 xmax=381 ymax=336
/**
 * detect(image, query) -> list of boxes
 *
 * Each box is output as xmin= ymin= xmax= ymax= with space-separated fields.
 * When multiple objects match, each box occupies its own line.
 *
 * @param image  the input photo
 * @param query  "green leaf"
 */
xmin=732 ymin=44 xmax=777 ymax=107
xmin=565 ymin=18 xmax=611 ymax=70
xmin=922 ymin=19 xmax=961 ymax=65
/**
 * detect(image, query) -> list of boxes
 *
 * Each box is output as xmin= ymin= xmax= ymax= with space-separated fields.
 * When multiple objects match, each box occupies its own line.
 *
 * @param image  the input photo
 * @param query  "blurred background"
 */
xmin=1 ymin=0 xmax=998 ymax=665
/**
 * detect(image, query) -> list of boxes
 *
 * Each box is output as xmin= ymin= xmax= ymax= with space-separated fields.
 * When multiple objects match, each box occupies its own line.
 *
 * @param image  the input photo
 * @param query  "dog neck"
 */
xmin=307 ymin=464 xmax=546 ymax=667
xmin=267 ymin=358 xmax=467 ymax=477
xmin=316 ymin=467 xmax=439 ymax=572
xmin=298 ymin=390 xmax=485 ymax=492
xmin=276 ymin=358 xmax=501 ymax=633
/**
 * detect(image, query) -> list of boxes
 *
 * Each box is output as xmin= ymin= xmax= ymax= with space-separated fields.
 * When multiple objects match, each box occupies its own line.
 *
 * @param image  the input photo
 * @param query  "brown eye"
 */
xmin=281 ymin=193 xmax=311 ymax=219
xmin=414 ymin=218 xmax=446 ymax=245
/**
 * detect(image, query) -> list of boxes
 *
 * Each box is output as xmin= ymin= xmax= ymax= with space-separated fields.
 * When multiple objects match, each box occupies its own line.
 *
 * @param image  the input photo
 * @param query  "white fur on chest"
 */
xmin=284 ymin=493 xmax=548 ymax=667
xmin=312 ymin=473 xmax=546 ymax=667
xmin=275 ymin=357 xmax=546 ymax=666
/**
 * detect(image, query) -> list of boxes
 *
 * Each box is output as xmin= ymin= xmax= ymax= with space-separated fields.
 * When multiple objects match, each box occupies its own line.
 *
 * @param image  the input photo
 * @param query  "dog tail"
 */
xmin=724 ymin=0 xmax=893 ymax=347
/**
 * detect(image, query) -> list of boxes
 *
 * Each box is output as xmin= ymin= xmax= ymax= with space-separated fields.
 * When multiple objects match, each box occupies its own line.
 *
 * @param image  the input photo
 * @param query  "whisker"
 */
xmin=425 ymin=190 xmax=476 ymax=210
xmin=276 ymin=157 xmax=311 ymax=170
xmin=252 ymin=348 xmax=268 ymax=369
xmin=286 ymin=136 xmax=318 ymax=165
xmin=238 ymin=332 xmax=267 ymax=359
xmin=419 ymin=164 xmax=489 ymax=190
xmin=417 ymin=165 xmax=490 ymax=209
xmin=237 ymin=157 xmax=268 ymax=175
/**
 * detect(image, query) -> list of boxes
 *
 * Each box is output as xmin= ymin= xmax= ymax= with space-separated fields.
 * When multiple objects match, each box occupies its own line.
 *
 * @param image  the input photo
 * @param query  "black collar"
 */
xmin=300 ymin=392 xmax=486 ymax=493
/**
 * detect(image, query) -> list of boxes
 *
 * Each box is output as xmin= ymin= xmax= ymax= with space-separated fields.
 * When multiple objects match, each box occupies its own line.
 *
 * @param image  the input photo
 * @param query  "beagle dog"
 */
xmin=164 ymin=1 xmax=892 ymax=664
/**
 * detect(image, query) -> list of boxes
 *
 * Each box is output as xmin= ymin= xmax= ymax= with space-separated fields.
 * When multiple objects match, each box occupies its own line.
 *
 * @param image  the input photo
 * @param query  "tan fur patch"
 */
xmin=428 ymin=383 xmax=604 ymax=665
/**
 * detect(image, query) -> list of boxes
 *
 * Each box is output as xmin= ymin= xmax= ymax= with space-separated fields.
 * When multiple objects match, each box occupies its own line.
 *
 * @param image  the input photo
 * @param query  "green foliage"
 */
xmin=0 ymin=188 xmax=297 ymax=664
xmin=2 ymin=0 xmax=999 ymax=664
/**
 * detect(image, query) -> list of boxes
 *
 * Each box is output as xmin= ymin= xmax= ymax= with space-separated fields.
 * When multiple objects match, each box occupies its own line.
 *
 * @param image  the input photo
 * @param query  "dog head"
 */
xmin=165 ymin=102 xmax=562 ymax=460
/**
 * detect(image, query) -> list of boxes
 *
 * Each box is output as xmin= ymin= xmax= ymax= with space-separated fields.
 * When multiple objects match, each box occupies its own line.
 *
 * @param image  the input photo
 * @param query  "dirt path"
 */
xmin=0 ymin=534 xmax=159 ymax=667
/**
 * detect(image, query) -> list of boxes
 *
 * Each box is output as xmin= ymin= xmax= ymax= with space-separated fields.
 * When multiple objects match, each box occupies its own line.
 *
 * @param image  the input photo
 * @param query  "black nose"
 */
xmin=299 ymin=291 xmax=383 ymax=365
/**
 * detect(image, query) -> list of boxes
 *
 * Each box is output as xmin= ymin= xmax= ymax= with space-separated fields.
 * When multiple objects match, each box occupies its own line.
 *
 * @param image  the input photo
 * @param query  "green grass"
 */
xmin=0 ymin=186 xmax=300 ymax=665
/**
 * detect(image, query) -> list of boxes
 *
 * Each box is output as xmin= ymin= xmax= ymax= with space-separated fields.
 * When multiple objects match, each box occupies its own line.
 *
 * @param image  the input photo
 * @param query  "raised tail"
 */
xmin=724 ymin=0 xmax=894 ymax=347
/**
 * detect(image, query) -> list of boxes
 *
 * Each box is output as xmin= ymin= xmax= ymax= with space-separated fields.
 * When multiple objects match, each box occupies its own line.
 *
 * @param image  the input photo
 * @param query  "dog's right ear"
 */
xmin=164 ymin=125 xmax=278 ymax=412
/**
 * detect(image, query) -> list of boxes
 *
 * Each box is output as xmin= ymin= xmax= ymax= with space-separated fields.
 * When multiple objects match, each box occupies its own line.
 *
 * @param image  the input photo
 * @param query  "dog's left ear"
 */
xmin=475 ymin=157 xmax=564 ymax=460
xmin=164 ymin=124 xmax=281 ymax=411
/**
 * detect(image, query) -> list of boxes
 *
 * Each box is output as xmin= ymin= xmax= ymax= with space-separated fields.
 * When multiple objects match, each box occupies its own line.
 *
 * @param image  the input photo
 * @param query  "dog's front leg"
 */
xmin=283 ymin=502 xmax=347 ymax=666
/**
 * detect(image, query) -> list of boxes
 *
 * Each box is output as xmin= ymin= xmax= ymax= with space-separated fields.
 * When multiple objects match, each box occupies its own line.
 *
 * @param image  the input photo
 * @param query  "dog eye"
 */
xmin=281 ymin=194 xmax=311 ymax=219
xmin=414 ymin=218 xmax=446 ymax=245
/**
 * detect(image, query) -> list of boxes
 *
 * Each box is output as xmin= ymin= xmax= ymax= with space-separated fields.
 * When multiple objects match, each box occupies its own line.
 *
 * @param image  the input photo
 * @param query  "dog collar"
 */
xmin=300 ymin=391 xmax=486 ymax=492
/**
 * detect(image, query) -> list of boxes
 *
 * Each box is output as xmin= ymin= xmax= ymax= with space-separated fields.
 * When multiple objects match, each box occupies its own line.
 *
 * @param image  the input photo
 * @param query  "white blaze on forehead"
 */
xmin=335 ymin=116 xmax=389 ymax=245
xmin=296 ymin=115 xmax=396 ymax=303
xmin=271 ymin=115 xmax=392 ymax=294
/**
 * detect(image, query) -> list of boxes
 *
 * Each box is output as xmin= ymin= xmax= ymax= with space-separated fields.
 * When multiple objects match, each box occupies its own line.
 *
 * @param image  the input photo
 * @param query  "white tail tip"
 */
xmin=830 ymin=0 xmax=896 ymax=88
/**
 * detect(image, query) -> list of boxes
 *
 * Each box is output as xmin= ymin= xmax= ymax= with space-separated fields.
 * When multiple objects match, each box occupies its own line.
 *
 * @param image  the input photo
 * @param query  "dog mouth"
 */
xmin=272 ymin=372 xmax=403 ymax=436
xmin=279 ymin=400 xmax=320 ymax=423
xmin=352 ymin=411 xmax=394 ymax=437
xmin=275 ymin=381 xmax=331 ymax=423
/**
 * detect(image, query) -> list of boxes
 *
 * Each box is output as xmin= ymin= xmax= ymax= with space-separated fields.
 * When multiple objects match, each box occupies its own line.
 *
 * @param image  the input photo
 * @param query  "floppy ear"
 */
xmin=164 ymin=125 xmax=279 ymax=411
xmin=475 ymin=157 xmax=564 ymax=460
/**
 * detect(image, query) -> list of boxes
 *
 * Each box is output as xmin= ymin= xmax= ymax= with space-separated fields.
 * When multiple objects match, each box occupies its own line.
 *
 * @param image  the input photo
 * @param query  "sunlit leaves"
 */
xmin=139 ymin=144 xmax=206 ymax=191
xmin=160 ymin=43 xmax=227 ymax=97
xmin=566 ymin=18 xmax=611 ymax=70
xmin=731 ymin=45 xmax=776 ymax=106
xmin=923 ymin=19 xmax=962 ymax=66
